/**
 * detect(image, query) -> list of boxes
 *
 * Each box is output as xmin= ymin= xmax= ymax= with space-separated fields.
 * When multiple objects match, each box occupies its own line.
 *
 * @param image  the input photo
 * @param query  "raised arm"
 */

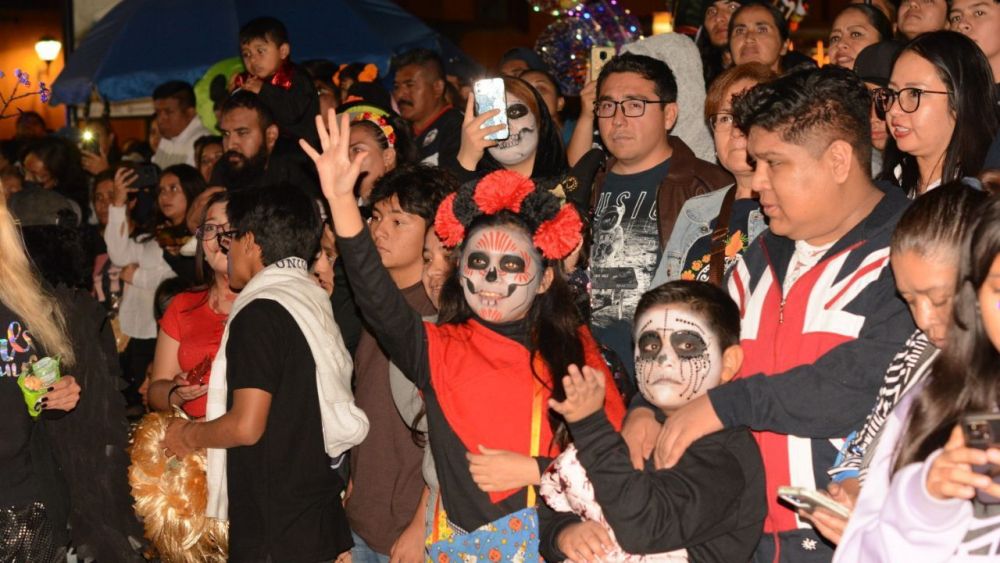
xmin=300 ymin=112 xmax=430 ymax=386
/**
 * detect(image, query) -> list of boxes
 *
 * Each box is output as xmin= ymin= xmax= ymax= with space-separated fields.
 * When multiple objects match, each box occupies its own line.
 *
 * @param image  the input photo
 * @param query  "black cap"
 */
xmin=499 ymin=47 xmax=550 ymax=74
xmin=853 ymin=41 xmax=904 ymax=87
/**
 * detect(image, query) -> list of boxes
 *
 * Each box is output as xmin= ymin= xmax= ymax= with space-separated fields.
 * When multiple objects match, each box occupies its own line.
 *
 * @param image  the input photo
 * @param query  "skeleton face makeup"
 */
xmin=460 ymin=225 xmax=543 ymax=323
xmin=634 ymin=306 xmax=724 ymax=411
xmin=487 ymin=92 xmax=539 ymax=167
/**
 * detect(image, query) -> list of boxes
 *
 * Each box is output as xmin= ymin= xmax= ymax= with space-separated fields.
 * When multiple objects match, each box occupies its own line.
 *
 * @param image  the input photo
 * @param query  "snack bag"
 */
xmin=16 ymin=356 xmax=61 ymax=418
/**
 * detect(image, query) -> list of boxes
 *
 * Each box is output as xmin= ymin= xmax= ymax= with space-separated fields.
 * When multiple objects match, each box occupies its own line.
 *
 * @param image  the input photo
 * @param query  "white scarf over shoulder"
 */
xmin=204 ymin=258 xmax=369 ymax=520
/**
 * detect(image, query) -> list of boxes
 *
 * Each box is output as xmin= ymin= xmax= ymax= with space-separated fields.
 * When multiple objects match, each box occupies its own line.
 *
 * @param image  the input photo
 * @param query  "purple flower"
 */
xmin=14 ymin=69 xmax=29 ymax=86
xmin=39 ymin=89 xmax=50 ymax=104
xmin=0 ymin=70 xmax=5 ymax=79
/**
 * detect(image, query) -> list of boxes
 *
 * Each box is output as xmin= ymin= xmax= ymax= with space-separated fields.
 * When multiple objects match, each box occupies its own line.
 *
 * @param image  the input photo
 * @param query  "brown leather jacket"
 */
xmin=590 ymin=135 xmax=734 ymax=247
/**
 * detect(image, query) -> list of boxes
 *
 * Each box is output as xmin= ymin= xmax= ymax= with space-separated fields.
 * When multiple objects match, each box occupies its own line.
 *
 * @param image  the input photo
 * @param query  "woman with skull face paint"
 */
xmin=452 ymin=76 xmax=568 ymax=185
xmin=302 ymin=112 xmax=625 ymax=561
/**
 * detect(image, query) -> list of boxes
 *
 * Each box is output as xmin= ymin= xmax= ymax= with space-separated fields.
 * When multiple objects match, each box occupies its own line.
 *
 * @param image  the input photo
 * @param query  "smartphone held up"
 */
xmin=473 ymin=78 xmax=509 ymax=142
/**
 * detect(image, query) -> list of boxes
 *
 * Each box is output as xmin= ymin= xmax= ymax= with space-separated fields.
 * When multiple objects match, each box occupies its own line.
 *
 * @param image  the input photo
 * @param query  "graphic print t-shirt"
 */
xmin=0 ymin=303 xmax=43 ymax=506
xmin=590 ymin=158 xmax=670 ymax=373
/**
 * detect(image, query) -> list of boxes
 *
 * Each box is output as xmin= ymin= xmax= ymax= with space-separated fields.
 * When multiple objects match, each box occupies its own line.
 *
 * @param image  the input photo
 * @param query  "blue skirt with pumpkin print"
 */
xmin=426 ymin=507 xmax=542 ymax=563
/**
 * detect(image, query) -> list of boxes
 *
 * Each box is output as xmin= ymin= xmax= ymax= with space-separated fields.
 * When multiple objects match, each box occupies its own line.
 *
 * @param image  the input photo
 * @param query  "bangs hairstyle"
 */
xmin=227 ymin=184 xmax=321 ymax=265
xmin=732 ymin=65 xmax=873 ymax=171
xmin=704 ymin=62 xmax=778 ymax=121
xmin=880 ymin=31 xmax=1000 ymax=192
xmin=239 ymin=16 xmax=289 ymax=46
xmin=890 ymin=180 xmax=987 ymax=259
xmin=368 ymin=163 xmax=457 ymax=224
xmin=635 ymin=281 xmax=741 ymax=350
xmin=835 ymin=4 xmax=893 ymax=43
xmin=597 ymin=53 xmax=678 ymax=103
xmin=503 ymin=76 xmax=542 ymax=125
xmin=893 ymin=196 xmax=1000 ymax=474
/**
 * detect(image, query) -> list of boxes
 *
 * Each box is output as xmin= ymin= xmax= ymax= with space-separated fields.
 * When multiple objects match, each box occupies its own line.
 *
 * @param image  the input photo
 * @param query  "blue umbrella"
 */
xmin=53 ymin=0 xmax=476 ymax=104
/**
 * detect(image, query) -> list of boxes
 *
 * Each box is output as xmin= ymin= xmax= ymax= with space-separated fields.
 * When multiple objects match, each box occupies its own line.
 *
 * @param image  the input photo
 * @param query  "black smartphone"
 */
xmin=132 ymin=163 xmax=159 ymax=189
xmin=961 ymin=412 xmax=1000 ymax=503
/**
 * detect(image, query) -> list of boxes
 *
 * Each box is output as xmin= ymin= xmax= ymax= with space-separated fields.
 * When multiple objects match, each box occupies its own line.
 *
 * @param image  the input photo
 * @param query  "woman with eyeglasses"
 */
xmin=105 ymin=163 xmax=205 ymax=407
xmin=146 ymin=191 xmax=233 ymax=417
xmin=452 ymin=75 xmax=568 ymax=183
xmin=876 ymin=30 xmax=999 ymax=196
xmin=650 ymin=63 xmax=777 ymax=288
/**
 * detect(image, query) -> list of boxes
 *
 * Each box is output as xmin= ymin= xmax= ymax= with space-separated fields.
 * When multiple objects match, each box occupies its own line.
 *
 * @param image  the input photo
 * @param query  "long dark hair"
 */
xmin=190 ymin=190 xmax=229 ymax=293
xmin=879 ymin=31 xmax=999 ymax=194
xmin=893 ymin=195 xmax=1000 ymax=474
xmin=135 ymin=164 xmax=205 ymax=243
xmin=437 ymin=212 xmax=582 ymax=447
xmin=476 ymin=77 xmax=568 ymax=182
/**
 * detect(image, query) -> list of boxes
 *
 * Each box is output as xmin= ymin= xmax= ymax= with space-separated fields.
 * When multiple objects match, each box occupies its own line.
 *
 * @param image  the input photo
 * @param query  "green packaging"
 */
xmin=16 ymin=357 xmax=61 ymax=418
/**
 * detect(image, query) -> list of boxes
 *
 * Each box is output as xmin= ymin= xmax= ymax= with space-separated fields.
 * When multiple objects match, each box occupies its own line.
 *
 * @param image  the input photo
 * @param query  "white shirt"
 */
xmin=783 ymin=239 xmax=834 ymax=297
xmin=103 ymin=205 xmax=176 ymax=339
xmin=152 ymin=115 xmax=211 ymax=169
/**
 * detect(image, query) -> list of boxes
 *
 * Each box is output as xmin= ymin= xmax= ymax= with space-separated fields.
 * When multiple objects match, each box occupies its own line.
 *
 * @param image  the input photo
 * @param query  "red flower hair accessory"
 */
xmin=472 ymin=170 xmax=535 ymax=214
xmin=435 ymin=170 xmax=583 ymax=259
xmin=533 ymin=204 xmax=583 ymax=260
xmin=434 ymin=193 xmax=465 ymax=247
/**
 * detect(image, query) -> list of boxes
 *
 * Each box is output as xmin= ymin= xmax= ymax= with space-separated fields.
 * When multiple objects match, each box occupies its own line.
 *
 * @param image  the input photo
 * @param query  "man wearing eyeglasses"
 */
xmin=588 ymin=53 xmax=732 ymax=377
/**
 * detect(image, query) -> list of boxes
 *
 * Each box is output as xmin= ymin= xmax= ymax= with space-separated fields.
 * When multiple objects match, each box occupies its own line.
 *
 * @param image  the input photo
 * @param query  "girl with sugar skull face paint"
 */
xmin=454 ymin=77 xmax=568 ymax=184
xmin=303 ymin=110 xmax=626 ymax=562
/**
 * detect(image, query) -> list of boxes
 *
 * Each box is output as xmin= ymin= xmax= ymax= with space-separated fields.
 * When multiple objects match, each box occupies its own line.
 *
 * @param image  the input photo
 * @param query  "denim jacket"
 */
xmin=650 ymin=185 xmax=766 ymax=287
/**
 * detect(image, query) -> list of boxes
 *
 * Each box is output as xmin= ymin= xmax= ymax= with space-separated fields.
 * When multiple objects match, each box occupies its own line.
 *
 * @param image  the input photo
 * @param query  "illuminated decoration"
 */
xmin=535 ymin=0 xmax=643 ymax=95
xmin=34 ymin=36 xmax=62 ymax=64
xmin=652 ymin=11 xmax=674 ymax=35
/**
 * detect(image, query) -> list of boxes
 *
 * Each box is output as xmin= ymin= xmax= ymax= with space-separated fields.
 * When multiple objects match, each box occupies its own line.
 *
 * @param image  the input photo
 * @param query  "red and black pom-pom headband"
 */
xmin=434 ymin=170 xmax=583 ymax=260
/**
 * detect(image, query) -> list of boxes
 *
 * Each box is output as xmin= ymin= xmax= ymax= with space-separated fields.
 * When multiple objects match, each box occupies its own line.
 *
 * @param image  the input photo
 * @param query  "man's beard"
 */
xmin=214 ymin=148 xmax=269 ymax=190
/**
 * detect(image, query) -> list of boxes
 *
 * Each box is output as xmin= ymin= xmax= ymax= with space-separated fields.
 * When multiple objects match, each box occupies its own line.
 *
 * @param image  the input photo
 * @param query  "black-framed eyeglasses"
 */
xmin=708 ymin=112 xmax=736 ymax=133
xmin=196 ymin=222 xmax=229 ymax=241
xmin=594 ymin=98 xmax=671 ymax=118
xmin=216 ymin=229 xmax=241 ymax=255
xmin=873 ymin=87 xmax=950 ymax=116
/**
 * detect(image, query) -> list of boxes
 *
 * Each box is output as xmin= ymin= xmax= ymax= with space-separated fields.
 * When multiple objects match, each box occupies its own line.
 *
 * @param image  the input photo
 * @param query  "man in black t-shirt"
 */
xmin=392 ymin=49 xmax=463 ymax=167
xmin=589 ymin=54 xmax=731 ymax=376
xmin=164 ymin=186 xmax=354 ymax=562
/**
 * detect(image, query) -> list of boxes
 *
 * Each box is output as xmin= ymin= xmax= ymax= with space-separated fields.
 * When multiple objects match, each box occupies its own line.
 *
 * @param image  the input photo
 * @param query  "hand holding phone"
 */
xmin=778 ymin=486 xmax=852 ymax=519
xmin=590 ymin=46 xmax=616 ymax=83
xmin=473 ymin=78 xmax=509 ymax=142
xmin=962 ymin=413 xmax=1000 ymax=503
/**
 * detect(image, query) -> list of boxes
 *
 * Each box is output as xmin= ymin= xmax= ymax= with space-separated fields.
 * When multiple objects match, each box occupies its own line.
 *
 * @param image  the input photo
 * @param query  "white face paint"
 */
xmin=487 ymin=92 xmax=539 ymax=167
xmin=634 ymin=306 xmax=724 ymax=411
xmin=460 ymin=225 xmax=543 ymax=323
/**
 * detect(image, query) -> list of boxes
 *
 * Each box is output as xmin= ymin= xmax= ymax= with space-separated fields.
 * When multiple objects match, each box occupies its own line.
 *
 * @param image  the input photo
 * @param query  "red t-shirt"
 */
xmin=159 ymin=290 xmax=227 ymax=418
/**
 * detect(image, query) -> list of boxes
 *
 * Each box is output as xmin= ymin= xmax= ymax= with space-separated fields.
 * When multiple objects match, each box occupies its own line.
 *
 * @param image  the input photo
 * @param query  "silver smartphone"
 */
xmin=777 ymin=485 xmax=851 ymax=519
xmin=473 ymin=78 xmax=509 ymax=142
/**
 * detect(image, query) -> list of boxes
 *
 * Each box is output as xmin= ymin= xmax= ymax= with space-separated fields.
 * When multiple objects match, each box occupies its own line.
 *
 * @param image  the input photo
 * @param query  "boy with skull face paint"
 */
xmin=539 ymin=281 xmax=766 ymax=562
xmin=302 ymin=112 xmax=626 ymax=561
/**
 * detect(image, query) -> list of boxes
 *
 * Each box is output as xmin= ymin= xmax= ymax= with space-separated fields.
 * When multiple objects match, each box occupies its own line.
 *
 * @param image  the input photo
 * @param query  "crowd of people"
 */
xmin=2 ymin=1 xmax=1000 ymax=561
